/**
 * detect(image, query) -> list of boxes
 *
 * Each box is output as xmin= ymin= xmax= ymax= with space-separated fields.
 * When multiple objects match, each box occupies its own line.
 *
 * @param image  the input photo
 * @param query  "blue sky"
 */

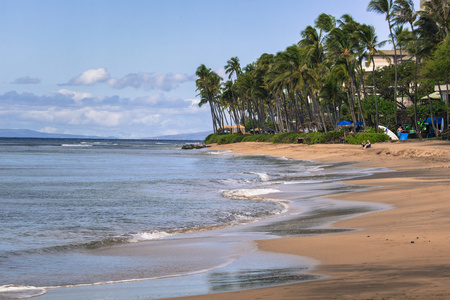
xmin=0 ymin=0 xmax=420 ymax=138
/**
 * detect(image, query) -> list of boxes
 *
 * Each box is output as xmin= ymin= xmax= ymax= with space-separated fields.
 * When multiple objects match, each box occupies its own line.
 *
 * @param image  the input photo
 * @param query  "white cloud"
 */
xmin=107 ymin=72 xmax=192 ymax=91
xmin=23 ymin=107 xmax=125 ymax=127
xmin=57 ymin=89 xmax=94 ymax=103
xmin=40 ymin=126 xmax=59 ymax=133
xmin=62 ymin=68 xmax=193 ymax=92
xmin=82 ymin=108 xmax=123 ymax=127
xmin=130 ymin=114 xmax=161 ymax=126
xmin=64 ymin=68 xmax=111 ymax=85
xmin=0 ymin=90 xmax=212 ymax=138
xmin=12 ymin=76 xmax=41 ymax=84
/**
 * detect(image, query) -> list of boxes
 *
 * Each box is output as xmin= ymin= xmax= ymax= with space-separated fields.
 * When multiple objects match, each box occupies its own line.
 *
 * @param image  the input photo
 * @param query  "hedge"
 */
xmin=345 ymin=133 xmax=390 ymax=144
xmin=205 ymin=131 xmax=390 ymax=146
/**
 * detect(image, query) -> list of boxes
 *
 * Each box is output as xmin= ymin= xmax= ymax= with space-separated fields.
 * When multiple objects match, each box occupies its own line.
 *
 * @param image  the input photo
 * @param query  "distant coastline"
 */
xmin=0 ymin=129 xmax=212 ymax=141
xmin=0 ymin=129 xmax=112 ymax=139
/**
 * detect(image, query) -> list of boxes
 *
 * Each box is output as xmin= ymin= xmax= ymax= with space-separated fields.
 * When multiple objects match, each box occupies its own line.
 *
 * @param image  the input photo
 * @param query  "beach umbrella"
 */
xmin=231 ymin=124 xmax=245 ymax=129
xmin=231 ymin=124 xmax=245 ymax=134
xmin=421 ymin=92 xmax=441 ymax=100
xmin=355 ymin=121 xmax=364 ymax=125
xmin=337 ymin=120 xmax=352 ymax=126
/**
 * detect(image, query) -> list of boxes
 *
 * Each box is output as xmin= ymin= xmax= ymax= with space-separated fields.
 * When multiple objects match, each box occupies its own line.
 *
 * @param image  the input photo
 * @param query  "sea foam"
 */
xmin=223 ymin=188 xmax=281 ymax=200
xmin=0 ymin=285 xmax=47 ymax=299
xmin=128 ymin=231 xmax=173 ymax=243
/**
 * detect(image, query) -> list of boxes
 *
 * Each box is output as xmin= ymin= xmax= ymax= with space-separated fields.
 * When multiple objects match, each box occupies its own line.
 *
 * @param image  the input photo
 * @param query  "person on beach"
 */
xmin=364 ymin=140 xmax=371 ymax=149
xmin=397 ymin=126 xmax=403 ymax=136
xmin=361 ymin=140 xmax=366 ymax=148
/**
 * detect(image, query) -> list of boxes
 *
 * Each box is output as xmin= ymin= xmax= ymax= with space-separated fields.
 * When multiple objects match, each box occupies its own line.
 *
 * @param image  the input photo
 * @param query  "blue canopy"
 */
xmin=355 ymin=121 xmax=364 ymax=125
xmin=337 ymin=120 xmax=352 ymax=126
xmin=425 ymin=117 xmax=443 ymax=125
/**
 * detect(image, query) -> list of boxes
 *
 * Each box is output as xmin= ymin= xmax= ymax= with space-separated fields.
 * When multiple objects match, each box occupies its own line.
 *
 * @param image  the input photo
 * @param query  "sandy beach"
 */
xmin=166 ymin=140 xmax=450 ymax=300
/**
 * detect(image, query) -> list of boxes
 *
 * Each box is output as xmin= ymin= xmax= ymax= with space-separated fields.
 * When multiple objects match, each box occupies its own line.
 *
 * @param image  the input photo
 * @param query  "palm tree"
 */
xmin=416 ymin=0 xmax=450 ymax=55
xmin=221 ymin=80 xmax=240 ymax=129
xmin=320 ymin=71 xmax=347 ymax=125
xmin=368 ymin=0 xmax=399 ymax=105
xmin=359 ymin=24 xmax=387 ymax=132
xmin=224 ymin=57 xmax=243 ymax=130
xmin=327 ymin=26 xmax=359 ymax=124
xmin=225 ymin=57 xmax=242 ymax=81
xmin=195 ymin=64 xmax=222 ymax=133
xmin=394 ymin=0 xmax=418 ymax=31
xmin=393 ymin=0 xmax=423 ymax=136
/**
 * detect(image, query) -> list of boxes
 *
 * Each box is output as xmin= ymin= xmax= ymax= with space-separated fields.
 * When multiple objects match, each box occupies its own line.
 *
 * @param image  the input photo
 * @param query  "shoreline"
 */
xmin=167 ymin=140 xmax=450 ymax=299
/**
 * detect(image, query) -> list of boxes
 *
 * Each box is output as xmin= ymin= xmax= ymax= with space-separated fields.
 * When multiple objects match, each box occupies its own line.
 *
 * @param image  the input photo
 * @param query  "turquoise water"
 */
xmin=0 ymin=138 xmax=386 ymax=299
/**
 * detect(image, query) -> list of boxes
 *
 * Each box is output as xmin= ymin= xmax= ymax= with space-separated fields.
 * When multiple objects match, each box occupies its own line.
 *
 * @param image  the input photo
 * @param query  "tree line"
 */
xmin=195 ymin=0 xmax=450 ymax=136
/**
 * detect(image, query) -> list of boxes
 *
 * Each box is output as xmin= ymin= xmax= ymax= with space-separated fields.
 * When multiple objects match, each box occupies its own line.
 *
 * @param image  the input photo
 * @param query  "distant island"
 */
xmin=0 ymin=129 xmax=111 ymax=139
xmin=0 ymin=129 xmax=212 ymax=141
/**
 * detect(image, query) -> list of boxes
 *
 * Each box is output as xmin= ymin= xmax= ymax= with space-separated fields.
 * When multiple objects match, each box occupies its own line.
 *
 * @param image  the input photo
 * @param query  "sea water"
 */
xmin=0 ymin=138 xmax=388 ymax=299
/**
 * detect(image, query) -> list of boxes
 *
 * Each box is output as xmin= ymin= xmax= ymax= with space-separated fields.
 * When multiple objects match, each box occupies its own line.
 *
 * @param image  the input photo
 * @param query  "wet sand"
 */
xmin=167 ymin=140 xmax=450 ymax=300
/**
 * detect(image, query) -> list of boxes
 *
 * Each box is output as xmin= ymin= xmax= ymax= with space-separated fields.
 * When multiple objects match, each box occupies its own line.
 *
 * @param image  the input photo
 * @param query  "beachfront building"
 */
xmin=362 ymin=49 xmax=414 ymax=107
xmin=435 ymin=85 xmax=450 ymax=104
xmin=363 ymin=50 xmax=412 ymax=72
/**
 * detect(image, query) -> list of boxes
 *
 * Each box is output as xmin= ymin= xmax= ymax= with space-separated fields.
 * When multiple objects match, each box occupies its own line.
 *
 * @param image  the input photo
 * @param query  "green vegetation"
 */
xmin=196 ymin=0 xmax=450 ymax=140
xmin=205 ymin=130 xmax=388 ymax=145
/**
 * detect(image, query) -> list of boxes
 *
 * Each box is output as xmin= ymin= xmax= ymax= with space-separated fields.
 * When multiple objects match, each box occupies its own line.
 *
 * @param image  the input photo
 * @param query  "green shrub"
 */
xmin=270 ymin=133 xmax=291 ymax=143
xmin=204 ymin=133 xmax=216 ymax=144
xmin=324 ymin=130 xmax=342 ymax=143
xmin=307 ymin=132 xmax=326 ymax=144
xmin=204 ymin=131 xmax=389 ymax=146
xmin=241 ymin=134 xmax=273 ymax=142
xmin=345 ymin=133 xmax=389 ymax=144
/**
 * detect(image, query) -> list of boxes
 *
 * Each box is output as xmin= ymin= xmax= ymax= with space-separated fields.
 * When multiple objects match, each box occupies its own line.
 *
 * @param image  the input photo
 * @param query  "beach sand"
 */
xmin=166 ymin=140 xmax=450 ymax=300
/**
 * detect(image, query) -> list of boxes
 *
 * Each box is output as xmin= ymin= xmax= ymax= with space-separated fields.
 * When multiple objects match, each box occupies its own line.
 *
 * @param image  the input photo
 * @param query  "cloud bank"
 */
xmin=12 ymin=76 xmax=41 ymax=84
xmin=0 ymin=90 xmax=209 ymax=138
xmin=62 ymin=68 xmax=194 ymax=92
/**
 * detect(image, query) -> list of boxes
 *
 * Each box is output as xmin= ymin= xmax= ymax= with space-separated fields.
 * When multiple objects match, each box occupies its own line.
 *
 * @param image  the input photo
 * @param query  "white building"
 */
xmin=363 ymin=50 xmax=412 ymax=72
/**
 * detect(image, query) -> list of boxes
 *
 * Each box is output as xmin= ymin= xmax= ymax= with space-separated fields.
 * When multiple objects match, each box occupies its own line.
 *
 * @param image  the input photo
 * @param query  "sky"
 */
xmin=0 ymin=0 xmax=421 ymax=139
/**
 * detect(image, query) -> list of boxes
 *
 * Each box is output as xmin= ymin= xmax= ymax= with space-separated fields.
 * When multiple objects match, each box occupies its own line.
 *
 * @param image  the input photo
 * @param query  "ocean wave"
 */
xmin=222 ymin=188 xmax=281 ymax=200
xmin=128 ymin=231 xmax=173 ymax=243
xmin=60 ymin=143 xmax=92 ymax=147
xmin=222 ymin=188 xmax=289 ymax=215
xmin=42 ymin=257 xmax=238 ymax=290
xmin=0 ymin=285 xmax=47 ymax=299
xmin=246 ymin=172 xmax=270 ymax=182
xmin=60 ymin=142 xmax=120 ymax=147
xmin=206 ymin=150 xmax=233 ymax=155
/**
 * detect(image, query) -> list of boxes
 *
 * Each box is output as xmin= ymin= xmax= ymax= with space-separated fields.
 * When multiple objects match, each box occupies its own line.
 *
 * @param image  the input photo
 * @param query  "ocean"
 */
xmin=0 ymin=138 xmax=388 ymax=299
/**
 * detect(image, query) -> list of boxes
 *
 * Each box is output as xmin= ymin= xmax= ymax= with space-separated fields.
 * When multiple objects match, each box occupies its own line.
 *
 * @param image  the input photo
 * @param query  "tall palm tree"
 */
xmin=195 ymin=64 xmax=222 ymax=133
xmin=368 ymin=0 xmax=399 ymax=105
xmin=393 ymin=0 xmax=422 ymax=136
xmin=327 ymin=26 xmax=358 ymax=124
xmin=359 ymin=24 xmax=387 ymax=132
xmin=338 ymin=15 xmax=368 ymax=127
xmin=224 ymin=57 xmax=243 ymax=130
xmin=225 ymin=57 xmax=242 ymax=81
xmin=416 ymin=0 xmax=450 ymax=55
xmin=394 ymin=0 xmax=417 ymax=31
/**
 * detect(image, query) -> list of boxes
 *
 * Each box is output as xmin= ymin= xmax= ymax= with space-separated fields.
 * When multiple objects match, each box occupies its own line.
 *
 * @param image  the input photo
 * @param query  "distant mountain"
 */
xmin=0 ymin=129 xmax=110 ymax=139
xmin=0 ymin=129 xmax=212 ymax=140
xmin=149 ymin=131 xmax=212 ymax=141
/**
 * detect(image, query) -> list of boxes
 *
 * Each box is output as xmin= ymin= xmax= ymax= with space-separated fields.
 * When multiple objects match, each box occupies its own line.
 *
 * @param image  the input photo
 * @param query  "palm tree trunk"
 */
xmin=425 ymin=85 xmax=438 ymax=136
xmin=353 ymin=72 xmax=366 ymax=127
xmin=372 ymin=57 xmax=379 ymax=133
xmin=388 ymin=18 xmax=398 ymax=106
